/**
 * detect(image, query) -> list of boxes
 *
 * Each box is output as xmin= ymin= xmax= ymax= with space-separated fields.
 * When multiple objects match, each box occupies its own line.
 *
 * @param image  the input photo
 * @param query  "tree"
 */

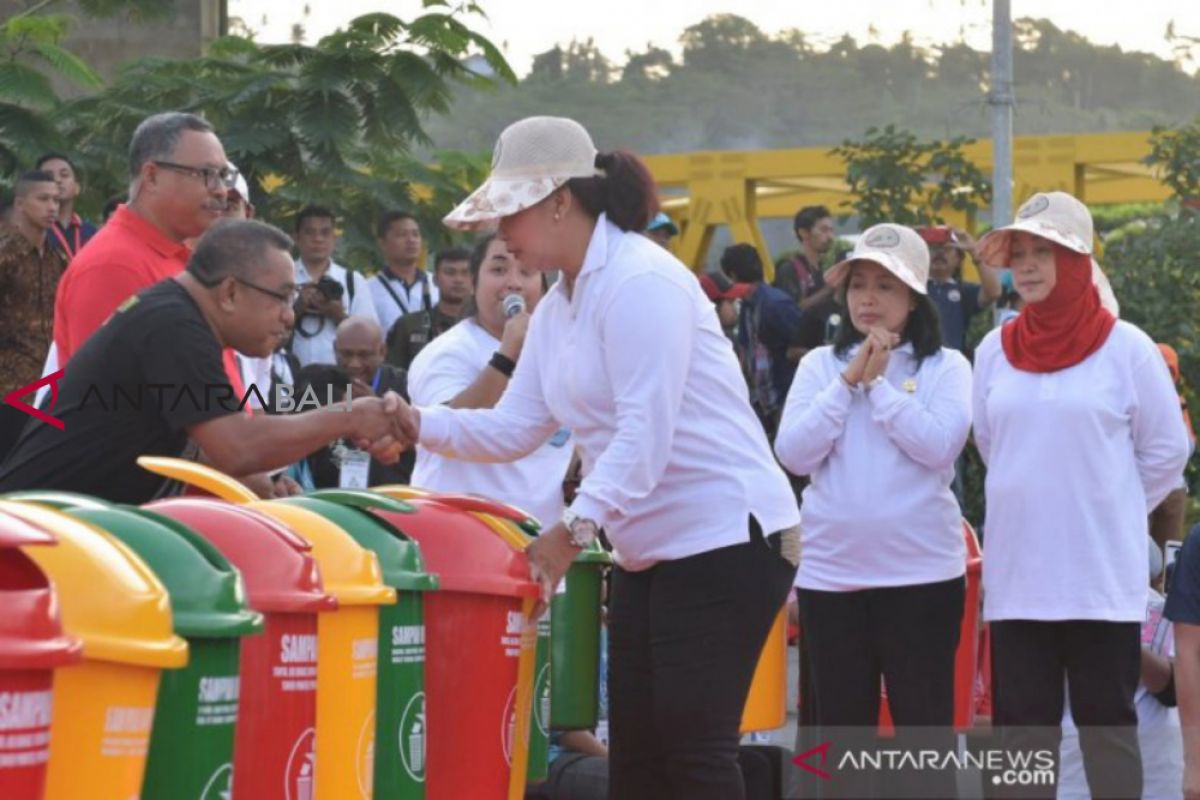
xmin=1147 ymin=117 xmax=1200 ymax=201
xmin=679 ymin=14 xmax=767 ymax=72
xmin=832 ymin=125 xmax=992 ymax=226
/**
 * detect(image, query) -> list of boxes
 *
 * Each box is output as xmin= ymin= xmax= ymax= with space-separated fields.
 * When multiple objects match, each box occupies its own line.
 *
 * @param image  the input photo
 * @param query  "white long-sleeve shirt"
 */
xmin=775 ymin=343 xmax=972 ymax=591
xmin=973 ymin=322 xmax=1190 ymax=622
xmin=408 ymin=317 xmax=572 ymax=529
xmin=418 ymin=215 xmax=799 ymax=571
xmin=290 ymin=260 xmax=379 ymax=367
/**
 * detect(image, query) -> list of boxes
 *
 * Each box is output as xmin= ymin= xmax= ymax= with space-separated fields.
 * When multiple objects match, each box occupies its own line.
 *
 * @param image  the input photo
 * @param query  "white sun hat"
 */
xmin=443 ymin=116 xmax=601 ymax=231
xmin=824 ymin=223 xmax=930 ymax=295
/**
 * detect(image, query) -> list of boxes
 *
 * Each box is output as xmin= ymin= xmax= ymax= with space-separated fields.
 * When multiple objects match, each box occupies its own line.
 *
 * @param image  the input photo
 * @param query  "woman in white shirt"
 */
xmin=774 ymin=223 xmax=972 ymax=799
xmin=390 ymin=116 xmax=800 ymax=799
xmin=407 ymin=233 xmax=572 ymax=528
xmin=973 ymin=191 xmax=1190 ymax=799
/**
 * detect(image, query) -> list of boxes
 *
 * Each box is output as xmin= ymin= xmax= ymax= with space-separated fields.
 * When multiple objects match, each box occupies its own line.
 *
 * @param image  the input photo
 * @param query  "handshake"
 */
xmin=344 ymin=390 xmax=422 ymax=464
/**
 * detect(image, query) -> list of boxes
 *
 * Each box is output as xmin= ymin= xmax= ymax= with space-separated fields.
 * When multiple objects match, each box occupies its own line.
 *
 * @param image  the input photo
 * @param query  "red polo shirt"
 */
xmin=53 ymin=204 xmax=191 ymax=362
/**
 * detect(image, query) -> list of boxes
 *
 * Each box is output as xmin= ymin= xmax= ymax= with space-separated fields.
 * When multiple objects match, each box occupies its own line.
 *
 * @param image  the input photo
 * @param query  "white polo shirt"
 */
xmin=775 ymin=343 xmax=972 ymax=591
xmin=368 ymin=270 xmax=440 ymax=337
xmin=408 ymin=317 xmax=572 ymax=529
xmin=418 ymin=214 xmax=799 ymax=571
xmin=973 ymin=322 xmax=1190 ymax=622
xmin=290 ymin=259 xmax=379 ymax=367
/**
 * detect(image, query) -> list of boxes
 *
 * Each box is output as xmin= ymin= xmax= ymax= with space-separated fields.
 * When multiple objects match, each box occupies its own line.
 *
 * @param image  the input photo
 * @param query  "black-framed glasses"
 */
xmin=153 ymin=160 xmax=239 ymax=190
xmin=235 ymin=277 xmax=299 ymax=306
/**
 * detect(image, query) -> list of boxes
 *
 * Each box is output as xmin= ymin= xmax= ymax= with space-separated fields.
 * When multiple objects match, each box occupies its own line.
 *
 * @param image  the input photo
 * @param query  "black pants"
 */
xmin=0 ymin=405 xmax=30 ymax=466
xmin=989 ymin=620 xmax=1141 ymax=800
xmin=797 ymin=576 xmax=965 ymax=799
xmin=606 ymin=519 xmax=796 ymax=800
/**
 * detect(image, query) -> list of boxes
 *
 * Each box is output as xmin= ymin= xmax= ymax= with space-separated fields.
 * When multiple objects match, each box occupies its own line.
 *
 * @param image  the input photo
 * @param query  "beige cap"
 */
xmin=443 ymin=116 xmax=600 ymax=231
xmin=976 ymin=191 xmax=1093 ymax=265
xmin=824 ymin=223 xmax=930 ymax=295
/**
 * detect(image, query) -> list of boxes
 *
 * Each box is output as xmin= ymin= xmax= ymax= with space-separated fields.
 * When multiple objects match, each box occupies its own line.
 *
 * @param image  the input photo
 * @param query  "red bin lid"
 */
xmin=147 ymin=498 xmax=337 ymax=614
xmin=369 ymin=498 xmax=538 ymax=599
xmin=0 ymin=511 xmax=82 ymax=670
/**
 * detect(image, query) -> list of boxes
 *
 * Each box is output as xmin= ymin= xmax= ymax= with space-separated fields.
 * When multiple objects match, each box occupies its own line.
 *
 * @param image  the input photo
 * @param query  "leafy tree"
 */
xmin=1147 ymin=117 xmax=1200 ymax=201
xmin=832 ymin=125 xmax=992 ymax=226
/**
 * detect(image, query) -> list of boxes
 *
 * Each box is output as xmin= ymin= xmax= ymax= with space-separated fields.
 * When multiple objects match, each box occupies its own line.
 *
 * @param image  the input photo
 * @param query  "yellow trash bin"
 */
xmin=0 ymin=500 xmax=188 ymax=800
xmin=740 ymin=607 xmax=788 ymax=733
xmin=248 ymin=500 xmax=397 ymax=800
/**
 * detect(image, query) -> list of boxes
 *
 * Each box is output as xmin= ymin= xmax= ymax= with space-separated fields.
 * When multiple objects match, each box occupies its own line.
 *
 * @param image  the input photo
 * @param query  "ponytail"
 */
xmin=567 ymin=150 xmax=659 ymax=232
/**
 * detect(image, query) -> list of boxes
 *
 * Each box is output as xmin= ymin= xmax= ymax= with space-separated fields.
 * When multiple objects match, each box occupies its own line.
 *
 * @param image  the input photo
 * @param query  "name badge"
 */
xmin=339 ymin=448 xmax=371 ymax=489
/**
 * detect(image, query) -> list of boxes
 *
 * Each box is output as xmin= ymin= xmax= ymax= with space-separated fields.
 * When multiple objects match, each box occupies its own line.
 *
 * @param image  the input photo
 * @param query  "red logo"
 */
xmin=3 ymin=370 xmax=64 ymax=430
xmin=792 ymin=742 xmax=834 ymax=780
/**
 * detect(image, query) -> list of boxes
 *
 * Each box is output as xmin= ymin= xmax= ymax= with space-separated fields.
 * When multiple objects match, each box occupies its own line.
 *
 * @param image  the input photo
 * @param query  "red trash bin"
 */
xmin=145 ymin=499 xmax=336 ymax=800
xmin=0 ymin=509 xmax=83 ymax=800
xmin=367 ymin=496 xmax=541 ymax=800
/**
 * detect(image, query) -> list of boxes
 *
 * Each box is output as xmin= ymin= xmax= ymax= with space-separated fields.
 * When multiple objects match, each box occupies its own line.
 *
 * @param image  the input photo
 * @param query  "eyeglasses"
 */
xmin=235 ymin=277 xmax=300 ymax=306
xmin=153 ymin=160 xmax=239 ymax=190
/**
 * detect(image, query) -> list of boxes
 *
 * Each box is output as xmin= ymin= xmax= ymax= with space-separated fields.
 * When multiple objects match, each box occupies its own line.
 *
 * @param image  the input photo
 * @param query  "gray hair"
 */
xmin=187 ymin=219 xmax=294 ymax=287
xmin=128 ymin=112 xmax=214 ymax=178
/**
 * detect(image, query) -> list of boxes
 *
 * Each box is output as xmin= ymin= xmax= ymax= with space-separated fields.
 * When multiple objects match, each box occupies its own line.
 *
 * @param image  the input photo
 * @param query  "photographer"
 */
xmin=289 ymin=204 xmax=379 ymax=366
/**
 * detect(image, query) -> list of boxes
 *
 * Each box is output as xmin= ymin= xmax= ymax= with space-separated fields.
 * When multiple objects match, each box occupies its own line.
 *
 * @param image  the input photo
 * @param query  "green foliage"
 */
xmin=832 ymin=125 xmax=992 ymax=226
xmin=1147 ymin=117 xmax=1200 ymax=201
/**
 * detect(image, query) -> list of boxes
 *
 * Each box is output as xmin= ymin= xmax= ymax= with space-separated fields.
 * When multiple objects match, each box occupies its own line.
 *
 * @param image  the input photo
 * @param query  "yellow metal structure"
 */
xmin=644 ymin=131 xmax=1168 ymax=280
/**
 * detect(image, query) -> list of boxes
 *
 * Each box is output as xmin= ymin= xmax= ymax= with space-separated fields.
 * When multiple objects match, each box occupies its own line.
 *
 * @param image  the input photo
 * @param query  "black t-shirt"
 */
xmin=0 ymin=280 xmax=235 ymax=503
xmin=1165 ymin=531 xmax=1200 ymax=624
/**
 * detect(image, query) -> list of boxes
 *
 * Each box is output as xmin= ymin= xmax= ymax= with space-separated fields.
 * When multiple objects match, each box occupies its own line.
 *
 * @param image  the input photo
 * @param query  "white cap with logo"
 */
xmin=824 ymin=223 xmax=930 ymax=295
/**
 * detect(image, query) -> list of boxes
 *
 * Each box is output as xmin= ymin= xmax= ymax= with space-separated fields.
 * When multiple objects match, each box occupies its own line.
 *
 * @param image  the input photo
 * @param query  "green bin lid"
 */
xmin=573 ymin=541 xmax=612 ymax=565
xmin=284 ymin=494 xmax=438 ymax=592
xmin=67 ymin=506 xmax=264 ymax=638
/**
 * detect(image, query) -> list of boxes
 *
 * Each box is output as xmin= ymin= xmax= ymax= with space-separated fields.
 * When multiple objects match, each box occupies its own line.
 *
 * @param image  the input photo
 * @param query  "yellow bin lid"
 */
xmin=0 ymin=500 xmax=188 ymax=669
xmin=248 ymin=501 xmax=396 ymax=608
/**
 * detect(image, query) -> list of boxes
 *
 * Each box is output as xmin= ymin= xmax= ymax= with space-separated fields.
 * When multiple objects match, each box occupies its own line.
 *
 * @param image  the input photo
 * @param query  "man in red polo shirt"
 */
xmin=53 ymin=111 xmax=232 ymax=361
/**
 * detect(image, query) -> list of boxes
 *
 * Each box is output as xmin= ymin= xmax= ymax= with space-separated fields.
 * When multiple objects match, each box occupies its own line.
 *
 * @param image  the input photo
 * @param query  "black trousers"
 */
xmin=0 ymin=405 xmax=30 ymax=466
xmin=989 ymin=620 xmax=1141 ymax=800
xmin=796 ymin=576 xmax=965 ymax=799
xmin=606 ymin=518 xmax=796 ymax=800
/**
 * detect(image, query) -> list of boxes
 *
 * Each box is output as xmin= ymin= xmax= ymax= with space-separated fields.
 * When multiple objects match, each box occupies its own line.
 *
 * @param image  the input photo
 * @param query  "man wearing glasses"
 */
xmin=52 ymin=111 xmax=234 ymax=363
xmin=0 ymin=221 xmax=408 ymax=504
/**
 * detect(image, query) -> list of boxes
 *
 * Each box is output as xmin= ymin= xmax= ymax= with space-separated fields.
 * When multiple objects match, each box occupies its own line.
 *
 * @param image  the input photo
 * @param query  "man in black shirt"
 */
xmin=0 ymin=219 xmax=404 ymax=503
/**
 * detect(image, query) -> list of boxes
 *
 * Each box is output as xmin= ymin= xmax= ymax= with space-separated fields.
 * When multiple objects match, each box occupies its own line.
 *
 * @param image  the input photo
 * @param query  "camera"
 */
xmin=315 ymin=275 xmax=345 ymax=302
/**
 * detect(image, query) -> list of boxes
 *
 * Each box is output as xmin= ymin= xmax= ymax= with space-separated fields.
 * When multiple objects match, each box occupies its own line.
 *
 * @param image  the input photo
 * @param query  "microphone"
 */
xmin=503 ymin=293 xmax=526 ymax=318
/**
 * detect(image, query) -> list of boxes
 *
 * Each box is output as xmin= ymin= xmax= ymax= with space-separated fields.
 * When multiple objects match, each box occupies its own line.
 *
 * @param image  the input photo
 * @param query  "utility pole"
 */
xmin=990 ymin=0 xmax=1014 ymax=227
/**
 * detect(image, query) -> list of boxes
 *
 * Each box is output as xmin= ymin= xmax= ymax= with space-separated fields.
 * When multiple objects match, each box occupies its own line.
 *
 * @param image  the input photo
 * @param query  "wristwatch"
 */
xmin=561 ymin=508 xmax=599 ymax=549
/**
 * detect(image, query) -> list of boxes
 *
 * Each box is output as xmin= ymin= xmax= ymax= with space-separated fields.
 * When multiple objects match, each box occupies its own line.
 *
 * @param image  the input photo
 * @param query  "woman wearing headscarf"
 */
xmin=389 ymin=116 xmax=800 ymax=799
xmin=973 ymin=191 xmax=1190 ymax=799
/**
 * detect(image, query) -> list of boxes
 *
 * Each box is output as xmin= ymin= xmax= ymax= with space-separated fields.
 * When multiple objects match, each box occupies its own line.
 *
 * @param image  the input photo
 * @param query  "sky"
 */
xmin=226 ymin=0 xmax=1200 ymax=75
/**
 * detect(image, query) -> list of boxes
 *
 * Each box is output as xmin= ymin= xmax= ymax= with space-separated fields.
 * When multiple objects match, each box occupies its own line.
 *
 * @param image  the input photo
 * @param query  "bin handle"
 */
xmin=0 ymin=506 xmax=58 ymax=547
xmin=136 ymin=456 xmax=259 ymax=502
xmin=425 ymin=493 xmax=541 ymax=534
xmin=308 ymin=489 xmax=415 ymax=514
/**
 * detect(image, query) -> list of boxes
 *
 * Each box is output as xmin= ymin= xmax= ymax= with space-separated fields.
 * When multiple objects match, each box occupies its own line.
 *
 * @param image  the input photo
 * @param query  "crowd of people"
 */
xmin=0 ymin=109 xmax=1197 ymax=800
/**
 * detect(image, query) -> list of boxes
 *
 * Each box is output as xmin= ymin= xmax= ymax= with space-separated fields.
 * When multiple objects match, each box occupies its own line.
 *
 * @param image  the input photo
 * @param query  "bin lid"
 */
xmin=381 ymin=490 xmax=542 ymax=537
xmin=137 ymin=456 xmax=259 ymax=502
xmin=367 ymin=497 xmax=539 ymax=600
xmin=0 ymin=500 xmax=188 ymax=669
xmin=146 ymin=498 xmax=337 ymax=615
xmin=247 ymin=501 xmax=397 ymax=608
xmin=0 ymin=511 xmax=83 ymax=670
xmin=66 ymin=507 xmax=264 ymax=639
xmin=283 ymin=495 xmax=438 ymax=592
xmin=1 ymin=491 xmax=113 ymax=511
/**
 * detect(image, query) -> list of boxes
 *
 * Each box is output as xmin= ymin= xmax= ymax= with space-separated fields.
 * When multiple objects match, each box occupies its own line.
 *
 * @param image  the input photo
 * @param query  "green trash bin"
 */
xmin=550 ymin=544 xmax=611 ymax=730
xmin=62 ymin=505 xmax=264 ymax=800
xmin=527 ymin=612 xmax=553 ymax=782
xmin=287 ymin=490 xmax=439 ymax=799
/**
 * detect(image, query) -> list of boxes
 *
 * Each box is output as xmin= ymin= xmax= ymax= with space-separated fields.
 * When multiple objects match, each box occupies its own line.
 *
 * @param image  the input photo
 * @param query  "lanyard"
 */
xmin=50 ymin=220 xmax=81 ymax=259
xmin=371 ymin=368 xmax=382 ymax=394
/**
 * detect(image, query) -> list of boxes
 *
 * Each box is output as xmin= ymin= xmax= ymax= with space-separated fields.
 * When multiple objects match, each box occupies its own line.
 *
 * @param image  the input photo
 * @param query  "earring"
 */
xmin=553 ymin=212 xmax=561 ymax=222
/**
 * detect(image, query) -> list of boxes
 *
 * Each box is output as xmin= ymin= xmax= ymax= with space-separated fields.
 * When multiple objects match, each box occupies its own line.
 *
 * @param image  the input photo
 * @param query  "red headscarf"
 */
xmin=1001 ymin=244 xmax=1116 ymax=373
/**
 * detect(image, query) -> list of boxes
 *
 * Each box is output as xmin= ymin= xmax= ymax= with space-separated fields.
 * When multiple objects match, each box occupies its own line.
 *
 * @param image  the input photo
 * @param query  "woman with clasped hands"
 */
xmin=774 ymin=223 xmax=972 ymax=799
xmin=387 ymin=116 xmax=799 ymax=800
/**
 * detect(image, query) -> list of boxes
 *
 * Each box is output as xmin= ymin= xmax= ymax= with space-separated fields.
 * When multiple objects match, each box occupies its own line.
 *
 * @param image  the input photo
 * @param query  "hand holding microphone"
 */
xmin=499 ymin=292 xmax=531 ymax=362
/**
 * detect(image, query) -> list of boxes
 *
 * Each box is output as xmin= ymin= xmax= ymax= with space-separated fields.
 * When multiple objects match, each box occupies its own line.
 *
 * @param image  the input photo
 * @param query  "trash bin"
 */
xmin=248 ymin=500 xmax=397 ymax=800
xmin=367 ymin=491 xmax=541 ymax=800
xmin=0 ymin=508 xmax=83 ymax=800
xmin=0 ymin=499 xmax=188 ymax=800
xmin=283 ymin=489 xmax=439 ymax=800
xmin=59 ymin=505 xmax=264 ymax=800
xmin=146 ymin=498 xmax=336 ymax=800
xmin=740 ymin=607 xmax=788 ymax=733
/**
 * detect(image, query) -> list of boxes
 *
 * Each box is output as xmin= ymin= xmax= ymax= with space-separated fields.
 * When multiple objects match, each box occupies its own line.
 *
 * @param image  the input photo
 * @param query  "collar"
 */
xmin=384 ymin=267 xmax=428 ymax=288
xmin=55 ymin=213 xmax=83 ymax=231
xmin=578 ymin=212 xmax=613 ymax=281
xmin=295 ymin=258 xmax=345 ymax=284
xmin=110 ymin=204 xmax=191 ymax=262
xmin=846 ymin=340 xmax=916 ymax=357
